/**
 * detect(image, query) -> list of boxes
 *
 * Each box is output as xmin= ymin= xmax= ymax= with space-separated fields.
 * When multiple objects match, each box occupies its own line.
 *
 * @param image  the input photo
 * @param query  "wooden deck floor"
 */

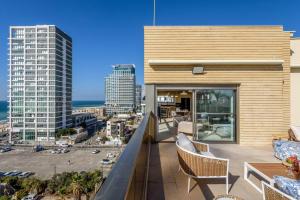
xmin=147 ymin=119 xmax=279 ymax=200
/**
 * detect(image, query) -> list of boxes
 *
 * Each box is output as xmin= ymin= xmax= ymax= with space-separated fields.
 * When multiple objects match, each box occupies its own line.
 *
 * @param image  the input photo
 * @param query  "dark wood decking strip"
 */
xmin=249 ymin=163 xmax=300 ymax=180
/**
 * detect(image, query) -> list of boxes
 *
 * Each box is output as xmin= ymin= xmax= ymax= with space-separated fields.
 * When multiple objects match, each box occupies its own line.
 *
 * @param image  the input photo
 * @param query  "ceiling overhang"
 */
xmin=148 ymin=59 xmax=284 ymax=66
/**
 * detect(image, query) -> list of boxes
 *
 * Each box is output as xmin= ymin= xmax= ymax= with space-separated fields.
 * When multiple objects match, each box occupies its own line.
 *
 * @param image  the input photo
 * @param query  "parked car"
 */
xmin=19 ymin=171 xmax=34 ymax=178
xmin=106 ymin=152 xmax=115 ymax=158
xmin=3 ymin=171 xmax=13 ymax=176
xmin=60 ymin=143 xmax=69 ymax=148
xmin=0 ymin=146 xmax=12 ymax=153
xmin=10 ymin=170 xmax=22 ymax=177
xmin=51 ymin=149 xmax=57 ymax=154
xmin=96 ymin=137 xmax=101 ymax=142
xmin=33 ymin=145 xmax=44 ymax=152
xmin=61 ymin=148 xmax=69 ymax=153
xmin=58 ymin=148 xmax=65 ymax=153
xmin=101 ymin=159 xmax=112 ymax=165
xmin=92 ymin=149 xmax=100 ymax=154
xmin=0 ymin=171 xmax=4 ymax=177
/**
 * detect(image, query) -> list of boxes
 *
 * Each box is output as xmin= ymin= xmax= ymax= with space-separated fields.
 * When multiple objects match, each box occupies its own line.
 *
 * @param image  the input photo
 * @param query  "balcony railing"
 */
xmin=95 ymin=112 xmax=157 ymax=200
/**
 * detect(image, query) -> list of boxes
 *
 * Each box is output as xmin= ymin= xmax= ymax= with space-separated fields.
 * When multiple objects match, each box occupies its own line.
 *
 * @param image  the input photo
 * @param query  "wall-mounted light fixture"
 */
xmin=192 ymin=66 xmax=204 ymax=74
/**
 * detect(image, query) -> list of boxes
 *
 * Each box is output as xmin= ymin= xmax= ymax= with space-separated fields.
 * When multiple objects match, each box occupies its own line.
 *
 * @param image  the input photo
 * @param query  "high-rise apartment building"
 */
xmin=8 ymin=25 xmax=72 ymax=142
xmin=135 ymin=84 xmax=142 ymax=112
xmin=105 ymin=64 xmax=136 ymax=114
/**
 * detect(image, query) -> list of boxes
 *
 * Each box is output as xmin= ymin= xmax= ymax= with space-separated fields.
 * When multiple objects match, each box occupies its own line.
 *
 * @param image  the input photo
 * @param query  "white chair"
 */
xmin=176 ymin=133 xmax=230 ymax=194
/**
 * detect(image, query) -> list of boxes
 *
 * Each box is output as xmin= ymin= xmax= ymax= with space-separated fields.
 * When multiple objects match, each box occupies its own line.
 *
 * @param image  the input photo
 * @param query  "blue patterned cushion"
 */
xmin=177 ymin=133 xmax=196 ymax=153
xmin=274 ymin=176 xmax=300 ymax=199
xmin=273 ymin=140 xmax=300 ymax=160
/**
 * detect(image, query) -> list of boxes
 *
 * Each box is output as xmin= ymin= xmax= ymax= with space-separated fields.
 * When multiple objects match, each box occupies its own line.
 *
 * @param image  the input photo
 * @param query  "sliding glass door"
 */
xmin=194 ymin=88 xmax=236 ymax=142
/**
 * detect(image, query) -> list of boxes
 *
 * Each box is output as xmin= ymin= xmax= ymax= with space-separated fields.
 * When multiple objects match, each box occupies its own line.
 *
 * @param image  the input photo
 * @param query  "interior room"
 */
xmin=156 ymin=87 xmax=236 ymax=143
xmin=156 ymin=89 xmax=193 ymax=141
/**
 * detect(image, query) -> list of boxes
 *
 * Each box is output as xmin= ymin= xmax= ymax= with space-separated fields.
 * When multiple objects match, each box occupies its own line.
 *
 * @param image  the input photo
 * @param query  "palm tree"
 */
xmin=70 ymin=175 xmax=83 ymax=200
xmin=31 ymin=179 xmax=44 ymax=194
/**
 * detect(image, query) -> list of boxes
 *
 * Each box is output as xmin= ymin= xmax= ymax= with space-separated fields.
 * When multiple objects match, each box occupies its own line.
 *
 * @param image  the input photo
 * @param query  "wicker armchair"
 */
xmin=288 ymin=128 xmax=299 ymax=142
xmin=176 ymin=140 xmax=229 ymax=194
xmin=262 ymin=182 xmax=295 ymax=200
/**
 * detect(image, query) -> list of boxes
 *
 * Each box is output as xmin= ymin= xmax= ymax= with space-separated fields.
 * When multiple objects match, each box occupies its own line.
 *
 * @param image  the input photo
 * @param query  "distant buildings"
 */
xmin=74 ymin=107 xmax=106 ymax=119
xmin=135 ymin=84 xmax=142 ymax=112
xmin=8 ymin=25 xmax=72 ymax=142
xmin=105 ymin=64 xmax=136 ymax=114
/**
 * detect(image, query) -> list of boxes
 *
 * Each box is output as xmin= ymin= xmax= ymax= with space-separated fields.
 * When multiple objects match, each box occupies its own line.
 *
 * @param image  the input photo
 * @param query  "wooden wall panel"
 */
xmin=144 ymin=26 xmax=291 ymax=145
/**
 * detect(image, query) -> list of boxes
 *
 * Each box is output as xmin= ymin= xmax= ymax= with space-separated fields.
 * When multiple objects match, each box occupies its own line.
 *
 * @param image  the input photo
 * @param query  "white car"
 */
xmin=96 ymin=137 xmax=101 ymax=142
xmin=60 ymin=143 xmax=69 ymax=148
xmin=92 ymin=149 xmax=100 ymax=154
xmin=3 ymin=171 xmax=12 ymax=176
xmin=101 ymin=159 xmax=112 ymax=165
xmin=106 ymin=152 xmax=115 ymax=158
xmin=51 ymin=149 xmax=61 ymax=154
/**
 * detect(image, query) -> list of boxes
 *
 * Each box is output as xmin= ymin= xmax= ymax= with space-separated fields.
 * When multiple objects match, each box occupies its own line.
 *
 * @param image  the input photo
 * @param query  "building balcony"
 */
xmin=95 ymin=113 xmax=280 ymax=200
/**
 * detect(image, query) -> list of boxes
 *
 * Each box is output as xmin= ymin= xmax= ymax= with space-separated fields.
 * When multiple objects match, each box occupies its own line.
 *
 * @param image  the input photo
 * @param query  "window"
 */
xmin=195 ymin=89 xmax=236 ymax=142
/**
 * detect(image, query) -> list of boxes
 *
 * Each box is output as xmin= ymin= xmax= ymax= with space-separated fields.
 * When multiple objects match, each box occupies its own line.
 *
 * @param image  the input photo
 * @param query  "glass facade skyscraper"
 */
xmin=8 ymin=25 xmax=72 ymax=142
xmin=135 ymin=84 xmax=142 ymax=112
xmin=105 ymin=64 xmax=136 ymax=114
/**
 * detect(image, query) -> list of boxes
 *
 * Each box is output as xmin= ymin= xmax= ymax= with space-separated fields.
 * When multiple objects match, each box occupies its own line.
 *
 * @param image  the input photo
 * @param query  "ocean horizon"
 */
xmin=0 ymin=100 xmax=105 ymax=122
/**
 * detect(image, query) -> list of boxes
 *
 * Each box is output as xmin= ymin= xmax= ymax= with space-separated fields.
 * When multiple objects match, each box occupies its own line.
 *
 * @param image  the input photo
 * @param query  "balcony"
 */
xmin=95 ymin=113 xmax=278 ymax=200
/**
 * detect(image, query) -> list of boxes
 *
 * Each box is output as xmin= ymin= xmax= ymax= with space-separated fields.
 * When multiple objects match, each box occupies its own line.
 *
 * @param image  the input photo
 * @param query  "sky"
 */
xmin=0 ymin=0 xmax=299 ymax=101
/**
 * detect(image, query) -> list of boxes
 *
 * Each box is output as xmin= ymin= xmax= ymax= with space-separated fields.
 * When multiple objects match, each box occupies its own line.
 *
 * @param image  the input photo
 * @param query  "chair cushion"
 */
xmin=273 ymin=176 xmax=300 ymax=199
xmin=291 ymin=126 xmax=300 ymax=141
xmin=177 ymin=133 xmax=196 ymax=153
xmin=201 ymin=151 xmax=215 ymax=157
xmin=273 ymin=140 xmax=300 ymax=160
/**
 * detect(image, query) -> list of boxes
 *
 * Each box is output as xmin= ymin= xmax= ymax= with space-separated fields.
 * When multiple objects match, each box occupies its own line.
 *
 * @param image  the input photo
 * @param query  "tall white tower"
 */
xmin=8 ymin=25 xmax=72 ymax=143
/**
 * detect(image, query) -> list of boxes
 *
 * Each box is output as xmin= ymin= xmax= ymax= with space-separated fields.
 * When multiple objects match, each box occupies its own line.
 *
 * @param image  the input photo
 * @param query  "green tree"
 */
xmin=45 ymin=179 xmax=57 ymax=194
xmin=0 ymin=196 xmax=10 ymax=200
xmin=1 ymin=176 xmax=19 ymax=190
xmin=69 ymin=175 xmax=83 ymax=200
xmin=31 ymin=179 xmax=45 ymax=194
xmin=13 ymin=189 xmax=27 ymax=200
xmin=56 ymin=128 xmax=77 ymax=138
xmin=20 ymin=177 xmax=45 ymax=194
xmin=100 ymin=136 xmax=110 ymax=144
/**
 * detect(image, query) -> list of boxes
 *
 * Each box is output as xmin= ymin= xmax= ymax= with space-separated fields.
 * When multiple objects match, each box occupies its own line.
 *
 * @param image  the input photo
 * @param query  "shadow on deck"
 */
xmin=147 ymin=119 xmax=279 ymax=200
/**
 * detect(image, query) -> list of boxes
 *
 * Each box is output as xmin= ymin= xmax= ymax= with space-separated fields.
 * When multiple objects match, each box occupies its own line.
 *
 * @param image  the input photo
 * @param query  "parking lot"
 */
xmin=0 ymin=146 xmax=120 ymax=179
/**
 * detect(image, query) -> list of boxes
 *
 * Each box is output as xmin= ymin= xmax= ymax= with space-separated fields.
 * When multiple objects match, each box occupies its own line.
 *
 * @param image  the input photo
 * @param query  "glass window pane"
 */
xmin=195 ymin=89 xmax=236 ymax=142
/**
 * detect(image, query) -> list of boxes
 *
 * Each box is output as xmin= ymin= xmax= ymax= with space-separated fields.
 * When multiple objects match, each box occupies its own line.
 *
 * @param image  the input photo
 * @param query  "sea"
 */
xmin=0 ymin=100 xmax=104 ymax=122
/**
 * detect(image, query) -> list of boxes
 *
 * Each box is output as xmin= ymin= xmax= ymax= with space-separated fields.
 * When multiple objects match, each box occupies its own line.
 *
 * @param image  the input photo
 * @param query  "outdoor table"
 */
xmin=244 ymin=162 xmax=300 ymax=193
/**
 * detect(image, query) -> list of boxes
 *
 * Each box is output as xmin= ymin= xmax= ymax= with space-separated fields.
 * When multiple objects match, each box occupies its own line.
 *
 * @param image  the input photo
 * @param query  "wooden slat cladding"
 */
xmin=144 ymin=26 xmax=291 ymax=145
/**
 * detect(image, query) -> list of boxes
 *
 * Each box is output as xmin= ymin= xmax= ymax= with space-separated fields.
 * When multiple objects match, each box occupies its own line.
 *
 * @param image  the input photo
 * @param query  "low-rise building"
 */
xmin=71 ymin=112 xmax=97 ymax=135
xmin=57 ymin=127 xmax=89 ymax=145
xmin=74 ymin=107 xmax=106 ymax=119
xmin=106 ymin=120 xmax=125 ymax=137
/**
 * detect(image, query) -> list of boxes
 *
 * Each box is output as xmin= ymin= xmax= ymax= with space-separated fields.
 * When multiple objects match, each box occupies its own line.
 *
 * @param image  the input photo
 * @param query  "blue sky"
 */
xmin=0 ymin=0 xmax=299 ymax=101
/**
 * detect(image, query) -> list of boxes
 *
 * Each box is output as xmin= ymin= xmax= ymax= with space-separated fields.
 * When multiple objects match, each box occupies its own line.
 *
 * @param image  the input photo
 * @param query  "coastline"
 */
xmin=0 ymin=100 xmax=105 ymax=124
